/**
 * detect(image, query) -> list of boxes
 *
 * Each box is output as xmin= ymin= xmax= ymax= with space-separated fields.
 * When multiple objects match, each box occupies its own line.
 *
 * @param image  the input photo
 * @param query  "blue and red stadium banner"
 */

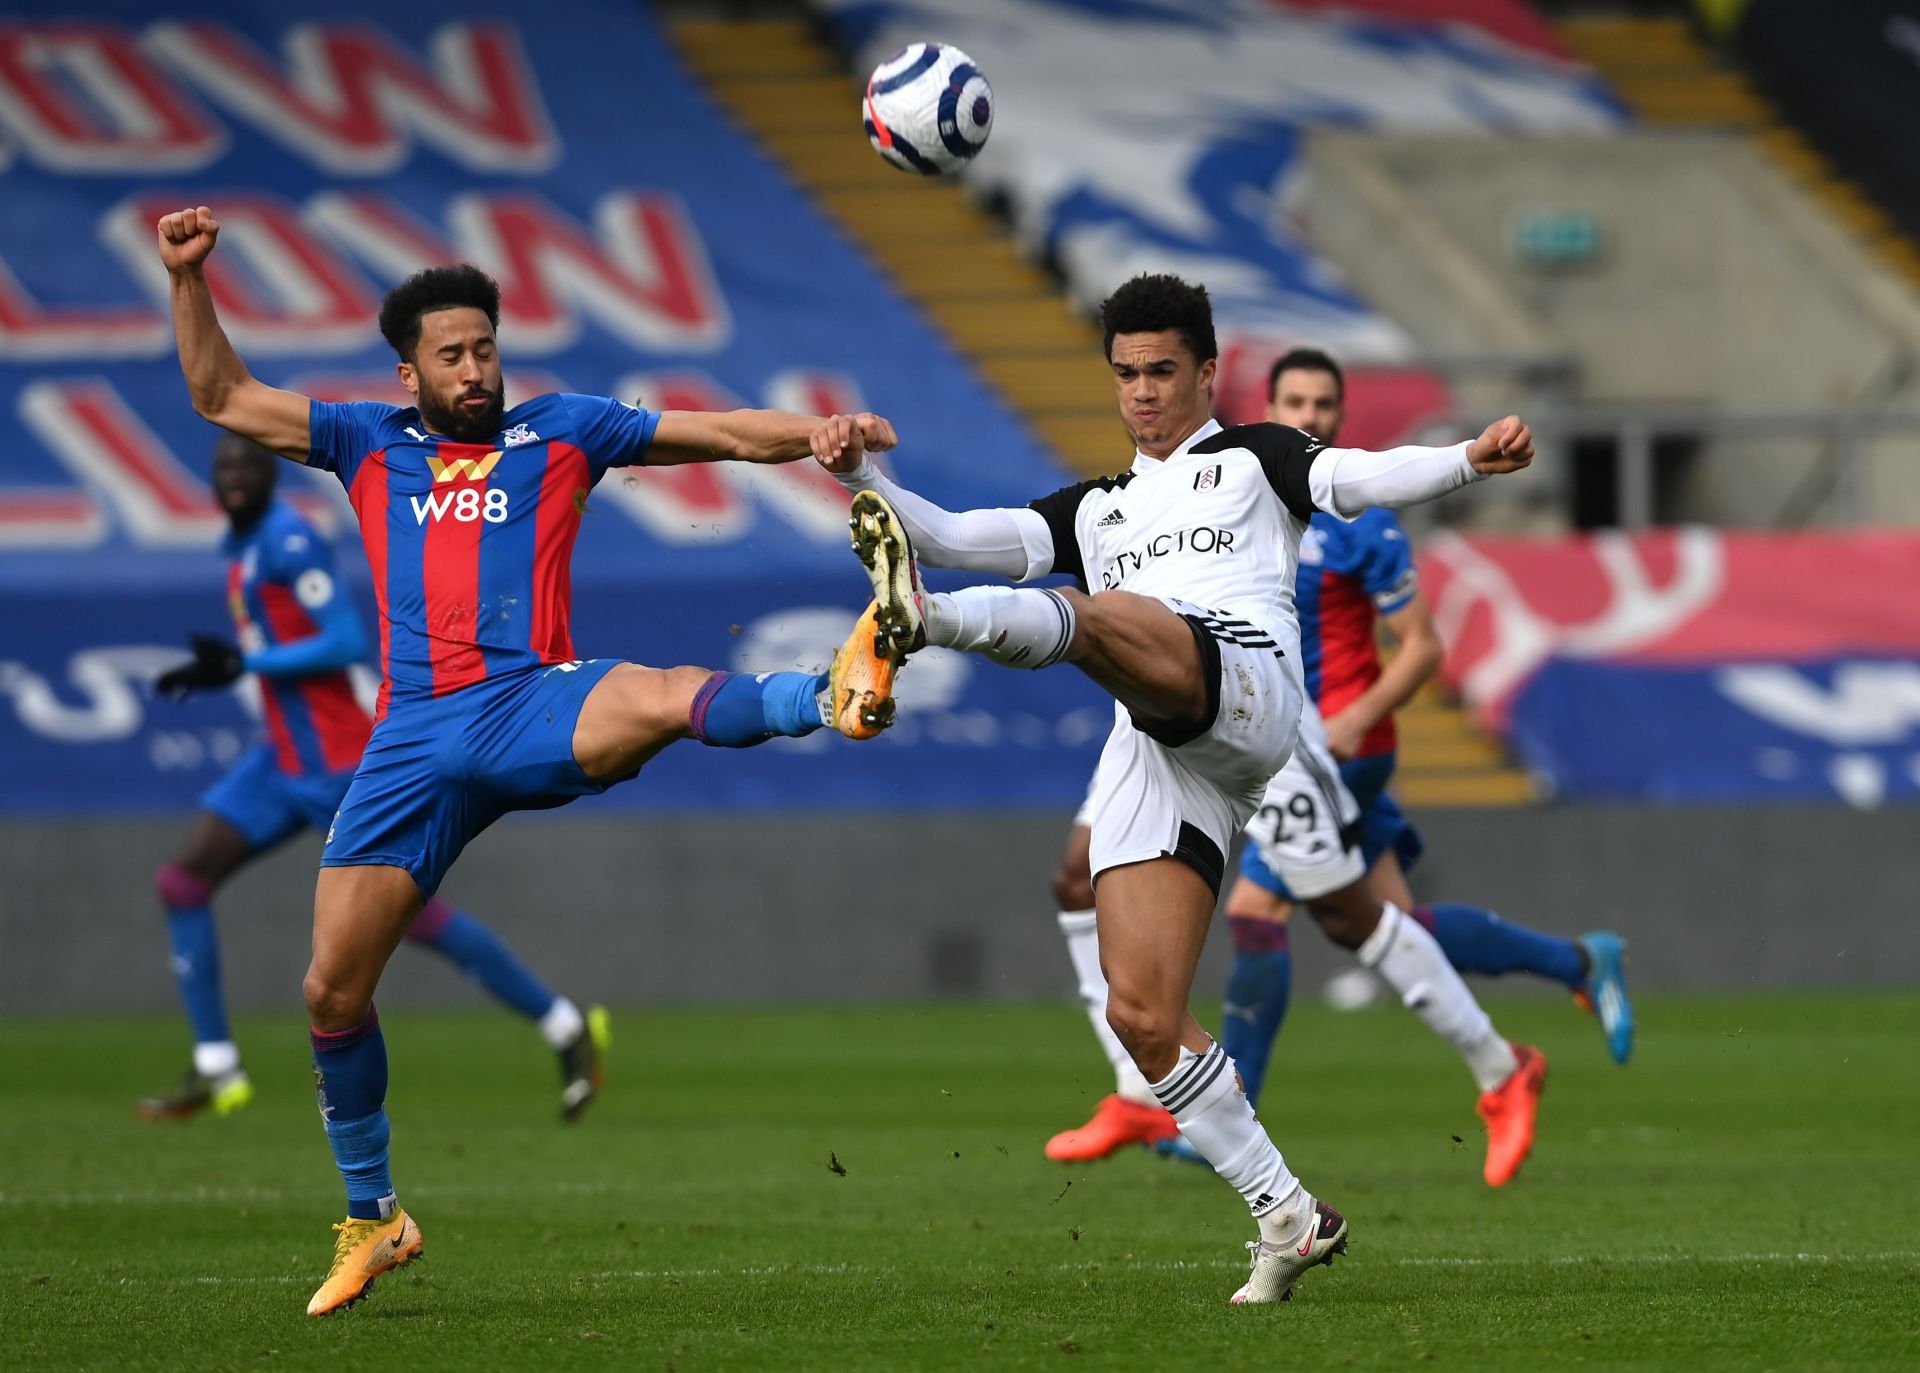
xmin=1422 ymin=530 xmax=1920 ymax=806
xmin=0 ymin=0 xmax=1109 ymax=815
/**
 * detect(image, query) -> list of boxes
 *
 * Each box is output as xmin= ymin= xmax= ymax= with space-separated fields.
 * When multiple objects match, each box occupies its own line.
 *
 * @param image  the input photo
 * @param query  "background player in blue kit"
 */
xmin=159 ymin=204 xmax=899 ymax=1316
xmin=144 ymin=434 xmax=609 ymax=1124
xmin=1212 ymin=350 xmax=1632 ymax=1120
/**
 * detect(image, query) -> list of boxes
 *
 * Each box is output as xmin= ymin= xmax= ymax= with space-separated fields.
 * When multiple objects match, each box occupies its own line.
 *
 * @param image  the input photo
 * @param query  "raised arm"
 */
xmin=811 ymin=414 xmax=1055 ymax=581
xmin=158 ymin=206 xmax=313 ymax=462
xmin=645 ymin=408 xmax=900 ymax=467
xmin=1324 ymin=592 xmax=1444 ymax=760
xmin=1311 ymin=416 xmax=1533 ymax=517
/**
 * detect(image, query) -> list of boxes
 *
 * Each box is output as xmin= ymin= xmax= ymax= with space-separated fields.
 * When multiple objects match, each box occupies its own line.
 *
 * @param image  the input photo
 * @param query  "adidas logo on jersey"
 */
xmin=1095 ymin=508 xmax=1127 ymax=527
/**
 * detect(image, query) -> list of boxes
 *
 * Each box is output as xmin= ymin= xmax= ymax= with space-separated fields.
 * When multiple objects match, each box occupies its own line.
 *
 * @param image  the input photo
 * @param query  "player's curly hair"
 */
xmin=377 ymin=263 xmax=502 ymax=361
xmin=1268 ymin=347 xmax=1344 ymax=402
xmin=1099 ymin=273 xmax=1216 ymax=364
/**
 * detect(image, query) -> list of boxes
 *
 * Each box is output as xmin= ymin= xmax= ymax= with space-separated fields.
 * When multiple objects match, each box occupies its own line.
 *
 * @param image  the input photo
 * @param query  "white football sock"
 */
xmin=1150 ymin=1040 xmax=1303 ymax=1228
xmin=925 ymin=586 xmax=1075 ymax=668
xmin=193 ymin=1039 xmax=241 ymax=1078
xmin=1057 ymin=909 xmax=1156 ymax=1105
xmin=538 ymin=996 xmax=585 ymax=1049
xmin=1358 ymin=902 xmax=1517 ymax=1093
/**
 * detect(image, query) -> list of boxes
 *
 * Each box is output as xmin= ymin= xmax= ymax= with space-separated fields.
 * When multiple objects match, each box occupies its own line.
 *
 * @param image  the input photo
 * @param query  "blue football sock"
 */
xmin=311 ymin=1008 xmax=394 ymax=1220
xmin=409 ymin=902 xmax=554 ymax=1021
xmin=689 ymin=669 xmax=828 ymax=747
xmin=1221 ymin=920 xmax=1292 ymax=1109
xmin=1418 ymin=903 xmax=1586 ymax=990
xmin=164 ymin=904 xmax=230 ymax=1047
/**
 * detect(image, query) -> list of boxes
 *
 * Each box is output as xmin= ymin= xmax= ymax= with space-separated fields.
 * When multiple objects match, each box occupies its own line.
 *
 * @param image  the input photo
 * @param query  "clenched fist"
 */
xmin=1467 ymin=415 xmax=1534 ymax=476
xmin=156 ymin=206 xmax=220 ymax=275
xmin=811 ymin=412 xmax=901 ymax=473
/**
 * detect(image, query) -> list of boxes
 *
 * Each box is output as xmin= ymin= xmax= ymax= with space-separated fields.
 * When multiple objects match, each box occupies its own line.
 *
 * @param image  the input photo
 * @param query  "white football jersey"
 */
xmin=1026 ymin=418 xmax=1332 ymax=658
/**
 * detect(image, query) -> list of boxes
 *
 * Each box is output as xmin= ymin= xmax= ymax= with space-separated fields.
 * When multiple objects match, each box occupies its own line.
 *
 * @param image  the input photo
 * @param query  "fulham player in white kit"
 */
xmin=812 ymin=274 xmax=1535 ymax=1304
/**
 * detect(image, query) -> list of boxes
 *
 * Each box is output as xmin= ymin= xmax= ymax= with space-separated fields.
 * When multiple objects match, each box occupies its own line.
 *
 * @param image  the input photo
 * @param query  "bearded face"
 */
xmin=403 ymin=306 xmax=507 ymax=444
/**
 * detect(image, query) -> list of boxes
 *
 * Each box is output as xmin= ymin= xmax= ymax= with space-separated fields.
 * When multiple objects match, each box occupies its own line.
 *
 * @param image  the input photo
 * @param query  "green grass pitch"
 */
xmin=3 ymin=991 xmax=1915 ymax=1371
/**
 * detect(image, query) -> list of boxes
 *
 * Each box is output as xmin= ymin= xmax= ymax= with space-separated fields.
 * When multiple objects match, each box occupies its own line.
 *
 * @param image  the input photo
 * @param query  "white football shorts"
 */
xmin=1086 ymin=600 xmax=1304 ymax=896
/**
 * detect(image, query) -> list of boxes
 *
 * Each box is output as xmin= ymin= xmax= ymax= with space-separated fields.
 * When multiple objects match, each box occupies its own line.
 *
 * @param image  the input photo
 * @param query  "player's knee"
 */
xmin=594 ymin=664 xmax=707 ymax=737
xmin=154 ymin=862 xmax=214 ymax=911
xmin=303 ymin=964 xmax=371 ymax=1030
xmin=1104 ymin=988 xmax=1178 ymax=1062
xmin=1307 ymin=899 xmax=1376 ymax=951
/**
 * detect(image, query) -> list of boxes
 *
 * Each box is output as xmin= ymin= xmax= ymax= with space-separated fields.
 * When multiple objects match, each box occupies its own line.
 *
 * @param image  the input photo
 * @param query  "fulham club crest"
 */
xmin=1193 ymin=464 xmax=1221 ymax=492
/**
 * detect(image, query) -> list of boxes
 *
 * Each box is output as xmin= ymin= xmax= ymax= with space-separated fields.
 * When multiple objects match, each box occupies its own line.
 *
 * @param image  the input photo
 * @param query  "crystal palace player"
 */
xmin=812 ymin=274 xmax=1534 ymax=1303
xmin=1216 ymin=351 xmax=1633 ymax=1101
xmin=158 ymin=205 xmax=895 ymax=1316
xmin=142 ymin=435 xmax=607 ymax=1125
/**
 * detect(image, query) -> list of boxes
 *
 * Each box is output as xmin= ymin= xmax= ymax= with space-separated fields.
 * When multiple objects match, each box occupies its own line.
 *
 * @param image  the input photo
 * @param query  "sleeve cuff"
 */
xmin=831 ymin=458 xmax=879 ymax=489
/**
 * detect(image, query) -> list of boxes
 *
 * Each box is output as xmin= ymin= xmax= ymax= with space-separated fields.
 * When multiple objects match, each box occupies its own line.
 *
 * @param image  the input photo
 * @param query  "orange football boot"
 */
xmin=306 ymin=1209 xmax=423 ymax=1316
xmin=1044 ymin=1094 xmax=1179 ymax=1161
xmin=830 ymin=491 xmax=928 ymax=740
xmin=827 ymin=602 xmax=901 ymax=740
xmin=1476 ymin=1044 xmax=1547 ymax=1187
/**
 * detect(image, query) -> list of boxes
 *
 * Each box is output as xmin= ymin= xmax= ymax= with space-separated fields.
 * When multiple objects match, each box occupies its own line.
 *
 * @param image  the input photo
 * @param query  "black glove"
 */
xmin=155 ymin=634 xmax=244 ymax=700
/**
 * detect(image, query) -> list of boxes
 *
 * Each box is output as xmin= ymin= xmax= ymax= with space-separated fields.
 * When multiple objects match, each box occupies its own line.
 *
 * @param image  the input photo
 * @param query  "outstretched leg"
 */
xmin=850 ymin=487 xmax=1208 ymax=725
xmin=573 ymin=662 xmax=828 ymax=778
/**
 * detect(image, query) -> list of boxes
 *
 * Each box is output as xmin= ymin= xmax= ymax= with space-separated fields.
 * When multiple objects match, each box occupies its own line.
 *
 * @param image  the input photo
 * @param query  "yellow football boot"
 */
xmin=137 ymin=1067 xmax=253 ymax=1121
xmin=306 ymin=1209 xmax=423 ymax=1316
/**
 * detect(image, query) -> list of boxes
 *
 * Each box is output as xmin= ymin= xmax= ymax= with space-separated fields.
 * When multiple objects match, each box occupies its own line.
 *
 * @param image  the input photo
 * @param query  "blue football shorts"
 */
xmin=320 ymin=658 xmax=624 ymax=897
xmin=202 ymin=743 xmax=353 ymax=852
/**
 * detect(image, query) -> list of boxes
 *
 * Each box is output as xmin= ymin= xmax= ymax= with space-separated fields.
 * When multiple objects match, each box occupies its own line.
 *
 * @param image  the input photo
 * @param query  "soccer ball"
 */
xmin=862 ymin=42 xmax=992 ymax=176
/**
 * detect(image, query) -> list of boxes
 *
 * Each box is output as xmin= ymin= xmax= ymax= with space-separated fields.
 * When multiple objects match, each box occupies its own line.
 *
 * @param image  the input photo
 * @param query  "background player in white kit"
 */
xmin=810 ymin=274 xmax=1535 ymax=1303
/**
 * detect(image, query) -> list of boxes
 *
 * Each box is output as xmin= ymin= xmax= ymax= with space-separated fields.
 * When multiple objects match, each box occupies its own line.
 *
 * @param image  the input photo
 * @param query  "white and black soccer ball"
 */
xmin=862 ymin=42 xmax=992 ymax=176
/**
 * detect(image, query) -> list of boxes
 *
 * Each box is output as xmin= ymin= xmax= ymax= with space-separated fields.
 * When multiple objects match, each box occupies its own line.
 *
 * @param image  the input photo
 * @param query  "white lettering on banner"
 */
xmin=0 ymin=647 xmax=184 ymax=742
xmin=5 ymin=187 xmax=728 ymax=361
xmin=103 ymin=194 xmax=378 ymax=355
xmin=309 ymin=190 xmax=728 ymax=354
xmin=149 ymin=728 xmax=248 ymax=773
xmin=20 ymin=380 xmax=225 ymax=547
xmin=0 ymin=23 xmax=225 ymax=172
xmin=143 ymin=20 xmax=555 ymax=175
xmin=1716 ymin=661 xmax=1920 ymax=747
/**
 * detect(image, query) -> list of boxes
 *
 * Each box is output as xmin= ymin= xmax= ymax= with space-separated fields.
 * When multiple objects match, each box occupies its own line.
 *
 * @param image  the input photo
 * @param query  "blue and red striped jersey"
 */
xmin=306 ymin=392 xmax=658 ymax=712
xmin=223 ymin=501 xmax=372 ymax=776
xmin=1295 ymin=507 xmax=1418 ymax=759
